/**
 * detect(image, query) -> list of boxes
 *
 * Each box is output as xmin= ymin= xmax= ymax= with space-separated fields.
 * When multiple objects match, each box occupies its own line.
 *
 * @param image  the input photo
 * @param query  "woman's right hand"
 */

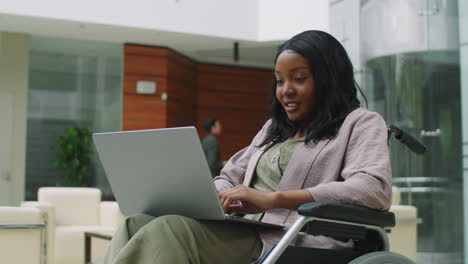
xmin=219 ymin=186 xmax=315 ymax=214
xmin=218 ymin=185 xmax=275 ymax=215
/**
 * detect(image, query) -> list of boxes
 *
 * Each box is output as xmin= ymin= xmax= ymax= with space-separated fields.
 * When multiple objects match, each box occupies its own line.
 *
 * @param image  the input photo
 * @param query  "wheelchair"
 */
xmin=259 ymin=126 xmax=426 ymax=264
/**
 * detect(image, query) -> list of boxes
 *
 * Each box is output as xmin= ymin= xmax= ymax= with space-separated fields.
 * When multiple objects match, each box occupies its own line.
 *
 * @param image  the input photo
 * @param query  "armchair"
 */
xmin=0 ymin=206 xmax=46 ymax=264
xmin=22 ymin=187 xmax=125 ymax=264
xmin=388 ymin=186 xmax=419 ymax=261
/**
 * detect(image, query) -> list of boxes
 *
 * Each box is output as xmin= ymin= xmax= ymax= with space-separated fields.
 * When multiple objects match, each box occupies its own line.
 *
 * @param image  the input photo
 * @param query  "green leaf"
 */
xmin=53 ymin=126 xmax=94 ymax=187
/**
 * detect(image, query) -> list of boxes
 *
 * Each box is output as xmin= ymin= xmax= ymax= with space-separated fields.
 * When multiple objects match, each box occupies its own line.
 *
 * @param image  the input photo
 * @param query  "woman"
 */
xmin=104 ymin=30 xmax=392 ymax=264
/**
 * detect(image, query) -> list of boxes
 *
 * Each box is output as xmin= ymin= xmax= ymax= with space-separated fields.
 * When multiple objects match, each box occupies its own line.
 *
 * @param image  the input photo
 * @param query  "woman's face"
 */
xmin=211 ymin=120 xmax=222 ymax=136
xmin=275 ymin=50 xmax=316 ymax=124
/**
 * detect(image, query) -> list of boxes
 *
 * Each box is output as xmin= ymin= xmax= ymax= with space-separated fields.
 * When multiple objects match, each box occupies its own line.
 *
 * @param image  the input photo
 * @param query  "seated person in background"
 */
xmin=103 ymin=30 xmax=392 ymax=264
xmin=201 ymin=118 xmax=223 ymax=177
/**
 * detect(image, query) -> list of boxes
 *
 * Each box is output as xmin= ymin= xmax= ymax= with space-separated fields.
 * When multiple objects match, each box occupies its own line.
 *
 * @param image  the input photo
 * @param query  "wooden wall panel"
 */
xmin=123 ymin=44 xmax=273 ymax=160
xmin=166 ymin=100 xmax=196 ymax=128
xmin=197 ymin=109 xmax=269 ymax=134
xmin=123 ymin=45 xmax=171 ymax=131
xmin=167 ymin=54 xmax=197 ymax=84
xmin=197 ymin=91 xmax=270 ymax=111
xmin=124 ymin=75 xmax=167 ymax=94
xmin=166 ymin=53 xmax=197 ymax=107
xmin=165 ymin=51 xmax=197 ymax=128
xmin=168 ymin=80 xmax=196 ymax=104
xmin=198 ymin=65 xmax=273 ymax=94
xmin=198 ymin=64 xmax=273 ymax=79
xmin=217 ymin=132 xmax=260 ymax=160
xmin=197 ymin=74 xmax=273 ymax=94
xmin=125 ymin=45 xmax=169 ymax=57
xmin=197 ymin=109 xmax=270 ymax=160
xmin=125 ymin=55 xmax=168 ymax=76
xmin=123 ymin=94 xmax=166 ymax=130
xmin=196 ymin=64 xmax=272 ymax=159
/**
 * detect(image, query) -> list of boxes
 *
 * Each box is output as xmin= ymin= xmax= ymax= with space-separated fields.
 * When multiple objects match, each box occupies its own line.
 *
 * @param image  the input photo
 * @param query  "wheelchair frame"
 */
xmin=262 ymin=217 xmax=389 ymax=263
xmin=258 ymin=126 xmax=425 ymax=264
xmin=260 ymin=202 xmax=396 ymax=264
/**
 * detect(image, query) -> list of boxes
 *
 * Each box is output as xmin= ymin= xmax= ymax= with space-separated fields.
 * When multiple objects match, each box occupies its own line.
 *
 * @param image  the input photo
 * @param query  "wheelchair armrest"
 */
xmin=298 ymin=202 xmax=395 ymax=228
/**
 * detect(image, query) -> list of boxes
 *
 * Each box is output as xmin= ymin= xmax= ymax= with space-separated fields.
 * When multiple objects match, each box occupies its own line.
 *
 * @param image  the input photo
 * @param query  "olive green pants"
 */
xmin=104 ymin=214 xmax=262 ymax=264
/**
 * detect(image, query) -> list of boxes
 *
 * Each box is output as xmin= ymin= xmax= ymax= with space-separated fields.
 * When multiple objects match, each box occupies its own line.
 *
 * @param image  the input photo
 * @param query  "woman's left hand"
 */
xmin=218 ymin=185 xmax=275 ymax=215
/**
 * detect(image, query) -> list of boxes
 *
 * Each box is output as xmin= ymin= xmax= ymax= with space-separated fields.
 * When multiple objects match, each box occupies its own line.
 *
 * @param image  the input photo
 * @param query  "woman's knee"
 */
xmin=126 ymin=214 xmax=156 ymax=236
xmin=157 ymin=214 xmax=194 ymax=224
xmin=144 ymin=215 xmax=197 ymax=236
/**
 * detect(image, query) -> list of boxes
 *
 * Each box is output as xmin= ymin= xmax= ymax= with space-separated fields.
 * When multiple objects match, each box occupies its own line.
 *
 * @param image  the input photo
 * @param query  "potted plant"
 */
xmin=54 ymin=126 xmax=93 ymax=186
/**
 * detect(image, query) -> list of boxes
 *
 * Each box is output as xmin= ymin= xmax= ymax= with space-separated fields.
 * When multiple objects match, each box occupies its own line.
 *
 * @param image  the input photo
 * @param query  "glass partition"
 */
xmin=26 ymin=36 xmax=123 ymax=199
xmin=361 ymin=0 xmax=462 ymax=262
xmin=365 ymin=52 xmax=462 ymax=262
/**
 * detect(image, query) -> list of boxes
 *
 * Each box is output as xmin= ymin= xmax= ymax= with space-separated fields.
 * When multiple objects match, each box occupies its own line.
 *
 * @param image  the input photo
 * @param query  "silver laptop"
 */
xmin=93 ymin=127 xmax=283 ymax=229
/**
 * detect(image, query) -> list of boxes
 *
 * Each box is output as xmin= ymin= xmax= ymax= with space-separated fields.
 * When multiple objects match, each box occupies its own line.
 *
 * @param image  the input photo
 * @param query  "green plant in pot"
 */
xmin=54 ymin=126 xmax=93 ymax=186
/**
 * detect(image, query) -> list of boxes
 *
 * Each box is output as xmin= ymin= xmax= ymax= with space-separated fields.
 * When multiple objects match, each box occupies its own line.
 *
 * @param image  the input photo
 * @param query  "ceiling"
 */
xmin=0 ymin=12 xmax=283 ymax=69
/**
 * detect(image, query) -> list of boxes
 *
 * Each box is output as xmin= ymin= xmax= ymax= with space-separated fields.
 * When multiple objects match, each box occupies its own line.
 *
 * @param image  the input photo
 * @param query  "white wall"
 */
xmin=0 ymin=0 xmax=259 ymax=40
xmin=257 ymin=0 xmax=329 ymax=41
xmin=0 ymin=32 xmax=29 ymax=205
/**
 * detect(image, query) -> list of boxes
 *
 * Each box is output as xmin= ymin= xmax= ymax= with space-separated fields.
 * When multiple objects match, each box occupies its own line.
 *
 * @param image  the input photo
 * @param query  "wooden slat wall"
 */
xmin=166 ymin=52 xmax=197 ymax=127
xmin=196 ymin=64 xmax=272 ymax=160
xmin=123 ymin=45 xmax=169 ymax=130
xmin=123 ymin=44 xmax=274 ymax=159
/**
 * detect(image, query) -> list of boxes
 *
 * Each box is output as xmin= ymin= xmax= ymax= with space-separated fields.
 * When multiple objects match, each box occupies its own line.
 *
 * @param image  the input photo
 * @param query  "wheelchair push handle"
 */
xmin=388 ymin=125 xmax=427 ymax=155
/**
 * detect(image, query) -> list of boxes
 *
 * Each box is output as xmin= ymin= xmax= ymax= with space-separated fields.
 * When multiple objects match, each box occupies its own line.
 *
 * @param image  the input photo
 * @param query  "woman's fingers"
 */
xmin=219 ymin=185 xmax=272 ymax=214
xmin=226 ymin=203 xmax=243 ymax=214
xmin=221 ymin=191 xmax=245 ymax=210
xmin=219 ymin=185 xmax=246 ymax=197
xmin=219 ymin=186 xmax=250 ymax=212
xmin=220 ymin=186 xmax=246 ymax=202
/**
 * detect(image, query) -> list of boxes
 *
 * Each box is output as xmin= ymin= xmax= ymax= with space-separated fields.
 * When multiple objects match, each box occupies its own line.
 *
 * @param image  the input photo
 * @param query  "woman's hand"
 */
xmin=219 ymin=186 xmax=315 ymax=215
xmin=218 ymin=185 xmax=276 ymax=214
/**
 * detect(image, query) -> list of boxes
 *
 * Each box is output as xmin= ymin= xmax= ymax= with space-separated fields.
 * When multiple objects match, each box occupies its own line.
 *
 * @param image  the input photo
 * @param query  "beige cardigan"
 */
xmin=214 ymin=108 xmax=392 ymax=256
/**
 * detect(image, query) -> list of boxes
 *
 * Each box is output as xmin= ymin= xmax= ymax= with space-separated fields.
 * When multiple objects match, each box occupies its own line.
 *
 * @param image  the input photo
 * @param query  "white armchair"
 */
xmin=0 ymin=206 xmax=46 ymax=264
xmin=388 ymin=186 xmax=419 ymax=262
xmin=22 ymin=187 xmax=125 ymax=264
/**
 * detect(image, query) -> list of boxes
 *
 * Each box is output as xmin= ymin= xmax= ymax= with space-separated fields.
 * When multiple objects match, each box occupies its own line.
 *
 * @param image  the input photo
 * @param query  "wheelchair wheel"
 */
xmin=348 ymin=251 xmax=415 ymax=264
